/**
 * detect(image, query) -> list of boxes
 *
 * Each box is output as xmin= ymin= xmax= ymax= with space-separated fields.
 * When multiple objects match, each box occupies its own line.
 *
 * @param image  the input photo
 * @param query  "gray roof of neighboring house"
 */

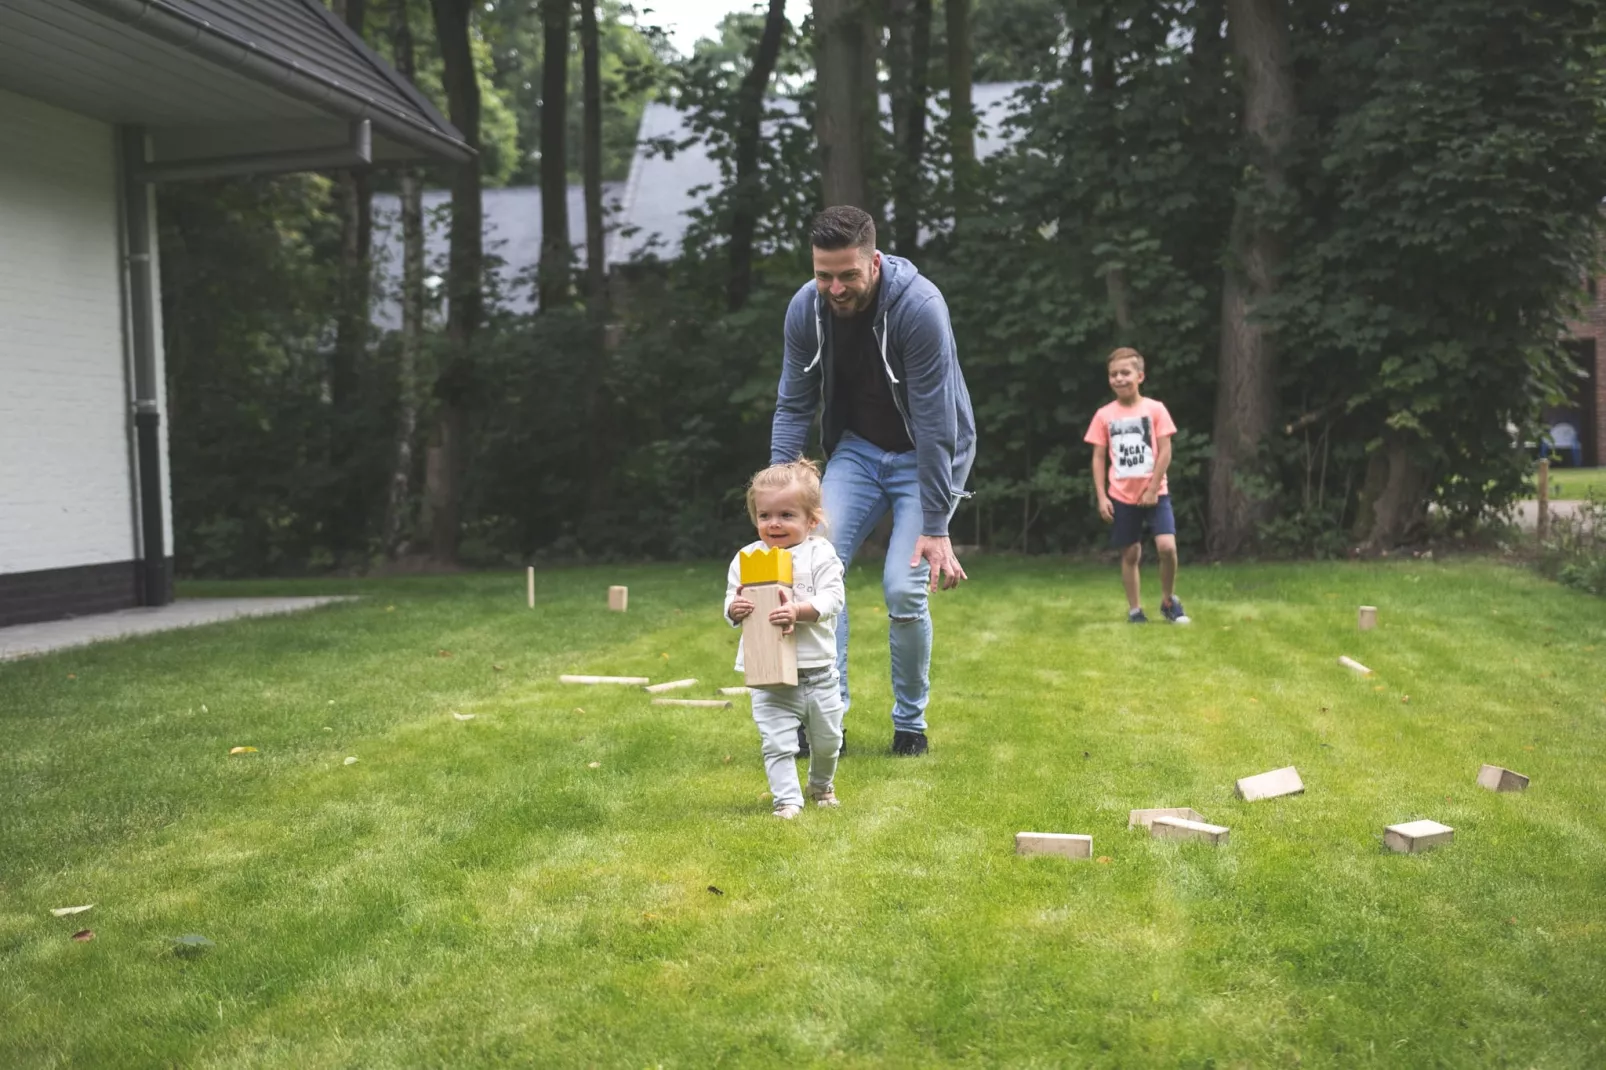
xmin=0 ymin=0 xmax=470 ymax=164
xmin=371 ymin=183 xmax=625 ymax=326
xmin=607 ymin=82 xmax=1031 ymax=264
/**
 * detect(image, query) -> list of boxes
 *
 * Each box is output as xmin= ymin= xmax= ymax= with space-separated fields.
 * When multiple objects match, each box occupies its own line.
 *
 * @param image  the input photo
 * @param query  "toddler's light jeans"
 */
xmin=751 ymin=666 xmax=844 ymax=810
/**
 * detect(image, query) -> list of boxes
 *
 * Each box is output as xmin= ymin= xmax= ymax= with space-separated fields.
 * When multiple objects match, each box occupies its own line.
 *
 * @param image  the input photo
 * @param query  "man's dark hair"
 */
xmin=811 ymin=206 xmax=876 ymax=255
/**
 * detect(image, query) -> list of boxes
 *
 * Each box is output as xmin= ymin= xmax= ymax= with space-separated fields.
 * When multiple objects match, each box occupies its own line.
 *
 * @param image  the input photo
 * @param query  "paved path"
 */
xmin=0 ymin=597 xmax=355 ymax=661
xmin=1511 ymin=499 xmax=1591 ymax=533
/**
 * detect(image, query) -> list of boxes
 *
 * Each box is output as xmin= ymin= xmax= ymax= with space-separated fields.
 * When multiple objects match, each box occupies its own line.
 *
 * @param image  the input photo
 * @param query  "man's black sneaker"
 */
xmin=891 ymin=730 xmax=928 ymax=756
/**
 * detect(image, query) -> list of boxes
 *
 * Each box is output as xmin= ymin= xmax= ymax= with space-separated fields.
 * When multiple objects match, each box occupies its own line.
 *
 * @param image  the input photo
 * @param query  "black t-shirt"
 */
xmin=834 ymin=289 xmax=914 ymax=454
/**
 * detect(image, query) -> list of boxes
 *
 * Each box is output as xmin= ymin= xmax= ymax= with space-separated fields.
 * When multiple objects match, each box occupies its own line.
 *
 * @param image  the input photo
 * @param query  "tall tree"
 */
xmin=331 ymin=0 xmax=373 ymax=560
xmin=888 ymin=0 xmax=932 ymax=253
xmin=580 ymin=0 xmax=606 ymax=308
xmin=945 ymin=0 xmax=975 ymax=219
xmin=383 ymin=0 xmax=425 ymax=559
xmin=1208 ymin=0 xmax=1294 ymax=556
xmin=813 ymin=0 xmax=873 ymax=209
xmin=427 ymin=0 xmax=483 ymax=564
xmin=728 ymin=0 xmax=789 ymax=311
xmin=538 ymin=0 xmax=573 ymax=310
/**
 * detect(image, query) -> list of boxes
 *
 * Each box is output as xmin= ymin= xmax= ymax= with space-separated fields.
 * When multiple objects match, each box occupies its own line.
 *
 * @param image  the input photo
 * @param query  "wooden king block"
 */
xmin=739 ymin=546 xmax=798 ymax=688
xmin=1149 ymin=817 xmax=1230 ymax=845
xmin=608 ymin=585 xmax=628 ymax=612
xmin=1476 ymin=764 xmax=1530 ymax=792
xmin=1385 ymin=819 xmax=1454 ymax=853
xmin=1357 ymin=605 xmax=1377 ymax=631
xmin=1236 ymin=766 xmax=1305 ymax=801
xmin=1014 ymin=832 xmax=1093 ymax=860
xmin=1128 ymin=807 xmax=1207 ymax=829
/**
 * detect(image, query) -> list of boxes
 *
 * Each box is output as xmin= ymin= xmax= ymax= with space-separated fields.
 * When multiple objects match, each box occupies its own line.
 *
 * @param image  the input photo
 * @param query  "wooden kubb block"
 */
xmin=1149 ymin=817 xmax=1230 ymax=846
xmin=1236 ymin=766 xmax=1305 ymax=802
xmin=1015 ymin=832 xmax=1093 ymax=860
xmin=1476 ymin=764 xmax=1529 ymax=793
xmin=1128 ymin=807 xmax=1206 ymax=829
xmin=607 ymin=585 xmax=628 ymax=612
xmin=739 ymin=547 xmax=797 ymax=688
xmin=1385 ymin=819 xmax=1454 ymax=853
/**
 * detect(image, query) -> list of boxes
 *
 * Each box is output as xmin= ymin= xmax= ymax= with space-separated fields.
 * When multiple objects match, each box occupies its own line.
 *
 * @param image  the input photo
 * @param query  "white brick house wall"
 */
xmin=0 ymin=86 xmax=170 ymax=577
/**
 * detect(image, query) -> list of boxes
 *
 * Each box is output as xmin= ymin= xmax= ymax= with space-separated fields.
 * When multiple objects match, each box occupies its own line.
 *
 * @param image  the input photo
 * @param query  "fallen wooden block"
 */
xmin=1385 ymin=819 xmax=1454 ymax=853
xmin=1358 ymin=605 xmax=1377 ymax=631
xmin=608 ymin=585 xmax=628 ymax=612
xmin=1014 ymin=832 xmax=1092 ymax=860
xmin=1476 ymin=764 xmax=1529 ymax=792
xmin=1150 ymin=816 xmax=1230 ymax=845
xmin=1236 ymin=765 xmax=1304 ymax=801
xmin=717 ymin=686 xmax=752 ymax=696
xmin=643 ymin=678 xmax=697 ymax=693
xmin=1128 ymin=807 xmax=1206 ymax=829
xmin=559 ymin=674 xmax=650 ymax=685
xmin=527 ymin=566 xmax=535 ymax=609
xmin=651 ymin=698 xmax=732 ymax=709
xmin=1337 ymin=655 xmax=1373 ymax=675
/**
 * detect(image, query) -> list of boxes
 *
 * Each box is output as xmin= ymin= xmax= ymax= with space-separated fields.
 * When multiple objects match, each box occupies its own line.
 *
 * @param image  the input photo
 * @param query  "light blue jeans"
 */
xmin=752 ymin=667 xmax=844 ymax=809
xmin=822 ymin=431 xmax=947 ymax=733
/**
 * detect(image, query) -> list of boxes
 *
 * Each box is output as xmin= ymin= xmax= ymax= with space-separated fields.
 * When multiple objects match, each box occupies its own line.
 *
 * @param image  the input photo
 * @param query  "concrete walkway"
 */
xmin=1512 ymin=499 xmax=1592 ymax=533
xmin=0 ymin=597 xmax=355 ymax=661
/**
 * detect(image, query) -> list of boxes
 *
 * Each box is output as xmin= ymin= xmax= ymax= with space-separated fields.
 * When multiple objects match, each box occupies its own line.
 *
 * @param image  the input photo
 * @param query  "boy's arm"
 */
xmin=1141 ymin=433 xmax=1173 ymax=505
xmin=1090 ymin=443 xmax=1114 ymax=521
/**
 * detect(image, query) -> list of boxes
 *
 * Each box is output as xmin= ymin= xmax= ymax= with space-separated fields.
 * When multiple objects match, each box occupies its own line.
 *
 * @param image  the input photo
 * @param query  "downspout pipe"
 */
xmin=122 ymin=127 xmax=170 ymax=607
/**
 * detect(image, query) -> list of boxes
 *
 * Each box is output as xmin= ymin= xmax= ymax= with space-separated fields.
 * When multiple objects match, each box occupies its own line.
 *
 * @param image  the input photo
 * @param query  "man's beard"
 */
xmin=827 ymin=278 xmax=876 ymax=317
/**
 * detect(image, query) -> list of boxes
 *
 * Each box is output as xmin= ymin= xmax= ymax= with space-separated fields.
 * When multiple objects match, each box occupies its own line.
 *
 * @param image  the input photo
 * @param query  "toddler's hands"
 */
xmin=728 ymin=586 xmax=755 ymax=623
xmin=768 ymin=587 xmax=799 ymax=635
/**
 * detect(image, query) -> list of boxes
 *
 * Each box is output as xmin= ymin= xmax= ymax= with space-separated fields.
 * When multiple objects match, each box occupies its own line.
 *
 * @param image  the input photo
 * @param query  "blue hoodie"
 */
xmin=770 ymin=253 xmax=977 ymax=537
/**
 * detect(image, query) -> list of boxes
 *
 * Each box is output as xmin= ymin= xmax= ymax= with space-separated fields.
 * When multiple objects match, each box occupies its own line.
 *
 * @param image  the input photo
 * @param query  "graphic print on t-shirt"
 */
xmin=1108 ymin=416 xmax=1154 ymax=481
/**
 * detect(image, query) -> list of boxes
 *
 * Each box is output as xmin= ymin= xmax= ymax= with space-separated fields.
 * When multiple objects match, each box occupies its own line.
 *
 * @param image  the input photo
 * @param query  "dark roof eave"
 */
xmin=76 ymin=0 xmax=474 ymax=164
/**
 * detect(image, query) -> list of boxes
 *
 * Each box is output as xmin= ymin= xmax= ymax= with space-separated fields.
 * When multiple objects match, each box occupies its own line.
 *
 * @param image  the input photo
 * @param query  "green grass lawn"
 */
xmin=1544 ymin=465 xmax=1606 ymax=501
xmin=4 ymin=558 xmax=1606 ymax=1067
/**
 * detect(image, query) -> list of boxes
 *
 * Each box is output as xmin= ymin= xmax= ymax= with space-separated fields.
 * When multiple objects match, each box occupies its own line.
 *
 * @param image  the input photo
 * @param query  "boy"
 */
xmin=1084 ymin=347 xmax=1190 ymax=624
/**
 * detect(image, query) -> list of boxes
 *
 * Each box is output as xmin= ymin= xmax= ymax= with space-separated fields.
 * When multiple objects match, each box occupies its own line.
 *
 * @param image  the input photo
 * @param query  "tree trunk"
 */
xmin=728 ymin=0 xmax=788 ymax=312
xmin=1090 ymin=21 xmax=1130 ymax=333
xmin=813 ymin=0 xmax=872 ymax=209
xmin=538 ymin=0 xmax=572 ymax=311
xmin=580 ymin=0 xmax=606 ymax=309
xmin=1208 ymin=0 xmax=1294 ymax=557
xmin=888 ymin=0 xmax=931 ymax=254
xmin=1352 ymin=429 xmax=1431 ymax=551
xmin=329 ymin=0 xmax=371 ymax=561
xmin=946 ymin=0 xmax=975 ymax=222
xmin=427 ymin=0 xmax=482 ymax=565
xmin=383 ymin=0 xmax=423 ymax=559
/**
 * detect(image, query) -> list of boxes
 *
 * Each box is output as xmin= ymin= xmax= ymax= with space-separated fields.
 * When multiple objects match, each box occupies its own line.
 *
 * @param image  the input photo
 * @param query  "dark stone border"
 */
xmin=0 ymin=559 xmax=172 ymax=628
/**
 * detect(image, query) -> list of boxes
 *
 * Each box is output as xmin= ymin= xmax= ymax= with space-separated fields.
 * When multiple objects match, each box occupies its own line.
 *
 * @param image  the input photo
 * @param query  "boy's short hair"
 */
xmin=746 ymin=458 xmax=825 ymax=525
xmin=810 ymin=206 xmax=876 ymax=256
xmin=1107 ymin=347 xmax=1146 ymax=373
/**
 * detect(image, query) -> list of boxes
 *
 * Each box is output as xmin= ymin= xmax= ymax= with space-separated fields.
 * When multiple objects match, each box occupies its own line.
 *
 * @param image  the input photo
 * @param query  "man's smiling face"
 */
xmin=813 ymin=245 xmax=880 ymax=317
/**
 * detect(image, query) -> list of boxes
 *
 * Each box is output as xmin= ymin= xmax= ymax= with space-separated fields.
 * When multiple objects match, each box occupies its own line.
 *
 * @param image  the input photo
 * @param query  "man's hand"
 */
xmin=910 ymin=535 xmax=967 ymax=592
xmin=1097 ymin=495 xmax=1115 ymax=523
xmin=727 ymin=585 xmax=754 ymax=624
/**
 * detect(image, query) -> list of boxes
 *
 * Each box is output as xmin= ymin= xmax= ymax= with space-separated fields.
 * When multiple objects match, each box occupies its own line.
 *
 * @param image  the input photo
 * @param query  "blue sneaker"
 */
xmin=1128 ymin=608 xmax=1149 ymax=624
xmin=1161 ymin=597 xmax=1191 ymax=624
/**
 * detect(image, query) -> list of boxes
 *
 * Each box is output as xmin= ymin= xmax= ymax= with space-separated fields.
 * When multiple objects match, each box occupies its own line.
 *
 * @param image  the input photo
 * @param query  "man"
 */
xmin=771 ymin=206 xmax=976 ymax=756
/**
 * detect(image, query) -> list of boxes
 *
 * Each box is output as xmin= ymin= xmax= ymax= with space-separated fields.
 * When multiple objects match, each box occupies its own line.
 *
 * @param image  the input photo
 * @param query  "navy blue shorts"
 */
xmin=1110 ymin=495 xmax=1176 ymax=548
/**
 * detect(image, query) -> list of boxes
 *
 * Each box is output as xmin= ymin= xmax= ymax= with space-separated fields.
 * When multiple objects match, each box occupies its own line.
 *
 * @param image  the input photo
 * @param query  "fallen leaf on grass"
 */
xmin=200 ymin=704 xmax=209 ymax=713
xmin=66 ymin=674 xmax=76 ymax=680
xmin=573 ymin=707 xmax=585 ymax=714
xmin=1523 ymin=745 xmax=1536 ymax=751
xmin=661 ymin=653 xmax=670 ymax=660
xmin=343 ymin=756 xmax=359 ymax=766
xmin=1401 ymin=695 xmax=1411 ymax=704
xmin=228 ymin=746 xmax=257 ymax=755
xmin=492 ymin=664 xmax=505 ymax=672
xmin=438 ymin=650 xmax=453 ymax=658
xmin=452 ymin=712 xmax=475 ymax=721
xmin=707 ymin=885 xmax=724 ymax=896
xmin=1373 ymin=685 xmax=1386 ymax=692
xmin=386 ymin=605 xmax=396 ymax=612
xmin=722 ymin=755 xmax=732 ymax=763
xmin=1096 ymin=856 xmax=1112 ymax=864
xmin=51 ymin=905 xmax=94 ymax=917
xmin=72 ymin=930 xmax=93 ymax=942
xmin=587 ymin=762 xmax=601 ymax=769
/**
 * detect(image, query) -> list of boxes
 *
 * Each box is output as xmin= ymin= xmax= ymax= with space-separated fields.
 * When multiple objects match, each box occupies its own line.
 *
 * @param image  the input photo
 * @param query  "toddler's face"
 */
xmin=752 ymin=486 xmax=813 ymax=550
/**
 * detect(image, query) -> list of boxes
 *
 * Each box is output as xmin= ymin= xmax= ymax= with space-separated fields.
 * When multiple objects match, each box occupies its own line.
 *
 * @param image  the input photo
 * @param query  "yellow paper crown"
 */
xmin=739 ymin=546 xmax=793 ymax=585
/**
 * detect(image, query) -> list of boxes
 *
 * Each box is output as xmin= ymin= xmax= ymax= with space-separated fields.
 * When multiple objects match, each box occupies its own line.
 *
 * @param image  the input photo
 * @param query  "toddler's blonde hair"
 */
xmin=1107 ymin=346 xmax=1146 ymax=373
xmin=746 ymin=458 xmax=825 ymax=526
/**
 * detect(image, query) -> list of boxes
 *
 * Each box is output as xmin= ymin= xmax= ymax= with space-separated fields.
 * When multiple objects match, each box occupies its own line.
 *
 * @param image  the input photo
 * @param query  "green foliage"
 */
xmin=1537 ymin=495 xmax=1606 ymax=597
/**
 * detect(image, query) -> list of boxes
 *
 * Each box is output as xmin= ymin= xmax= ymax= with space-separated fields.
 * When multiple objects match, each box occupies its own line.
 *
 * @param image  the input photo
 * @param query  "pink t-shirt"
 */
xmin=1084 ymin=397 xmax=1177 ymax=505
